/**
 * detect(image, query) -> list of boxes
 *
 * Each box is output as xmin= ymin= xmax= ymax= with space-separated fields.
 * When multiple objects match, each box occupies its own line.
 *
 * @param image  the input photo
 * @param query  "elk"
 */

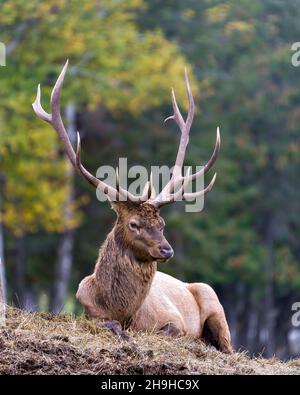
xmin=33 ymin=61 xmax=232 ymax=353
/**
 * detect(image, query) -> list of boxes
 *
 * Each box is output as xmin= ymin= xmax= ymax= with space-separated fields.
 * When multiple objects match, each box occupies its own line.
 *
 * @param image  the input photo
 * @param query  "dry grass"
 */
xmin=0 ymin=306 xmax=299 ymax=375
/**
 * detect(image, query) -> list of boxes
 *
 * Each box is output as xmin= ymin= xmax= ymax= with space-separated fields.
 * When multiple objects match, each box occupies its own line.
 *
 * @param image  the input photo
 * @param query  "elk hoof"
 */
xmin=102 ymin=320 xmax=130 ymax=341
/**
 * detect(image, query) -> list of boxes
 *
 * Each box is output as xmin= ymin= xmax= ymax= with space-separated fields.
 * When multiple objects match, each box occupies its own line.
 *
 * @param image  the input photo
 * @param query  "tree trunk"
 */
xmin=246 ymin=290 xmax=259 ymax=355
xmin=275 ymin=293 xmax=294 ymax=360
xmin=12 ymin=237 xmax=26 ymax=308
xmin=0 ymin=217 xmax=6 ymax=304
xmin=49 ymin=103 xmax=76 ymax=314
xmin=50 ymin=229 xmax=75 ymax=313
xmin=0 ymin=218 xmax=5 ymax=326
xmin=253 ymin=304 xmax=264 ymax=356
xmin=233 ymin=282 xmax=247 ymax=351
xmin=237 ymin=283 xmax=250 ymax=350
xmin=263 ymin=218 xmax=276 ymax=357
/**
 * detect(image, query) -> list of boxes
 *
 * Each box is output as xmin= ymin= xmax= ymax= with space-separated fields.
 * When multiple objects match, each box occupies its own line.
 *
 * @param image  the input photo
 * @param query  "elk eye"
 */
xmin=129 ymin=220 xmax=140 ymax=232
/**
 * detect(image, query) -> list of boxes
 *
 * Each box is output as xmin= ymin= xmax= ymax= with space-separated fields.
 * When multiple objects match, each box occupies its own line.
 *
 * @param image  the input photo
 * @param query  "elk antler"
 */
xmin=150 ymin=69 xmax=220 ymax=208
xmin=32 ymin=61 xmax=153 ymax=203
xmin=33 ymin=61 xmax=218 ymax=207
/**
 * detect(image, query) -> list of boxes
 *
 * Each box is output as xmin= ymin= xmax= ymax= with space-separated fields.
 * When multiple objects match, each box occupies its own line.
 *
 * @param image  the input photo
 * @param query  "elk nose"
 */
xmin=160 ymin=246 xmax=174 ymax=259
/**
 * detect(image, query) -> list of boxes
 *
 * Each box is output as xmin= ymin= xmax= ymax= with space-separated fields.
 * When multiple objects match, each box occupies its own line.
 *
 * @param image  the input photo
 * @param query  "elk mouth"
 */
xmin=158 ymin=257 xmax=172 ymax=263
xmin=151 ymin=256 xmax=171 ymax=263
xmin=151 ymin=247 xmax=174 ymax=262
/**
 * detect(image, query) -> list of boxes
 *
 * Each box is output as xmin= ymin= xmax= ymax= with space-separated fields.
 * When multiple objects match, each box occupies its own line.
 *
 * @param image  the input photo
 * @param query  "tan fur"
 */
xmin=76 ymin=202 xmax=232 ymax=353
xmin=33 ymin=61 xmax=231 ymax=352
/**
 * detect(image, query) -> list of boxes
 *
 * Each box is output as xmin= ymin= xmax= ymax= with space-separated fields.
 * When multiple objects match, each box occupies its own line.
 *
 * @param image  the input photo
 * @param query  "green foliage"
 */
xmin=138 ymin=0 xmax=300 ymax=290
xmin=0 ymin=0 xmax=192 ymax=235
xmin=1 ymin=1 xmax=300 ymax=354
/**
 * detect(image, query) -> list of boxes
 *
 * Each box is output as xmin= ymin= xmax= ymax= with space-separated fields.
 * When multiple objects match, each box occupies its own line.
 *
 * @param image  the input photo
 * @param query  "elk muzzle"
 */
xmin=159 ymin=246 xmax=174 ymax=260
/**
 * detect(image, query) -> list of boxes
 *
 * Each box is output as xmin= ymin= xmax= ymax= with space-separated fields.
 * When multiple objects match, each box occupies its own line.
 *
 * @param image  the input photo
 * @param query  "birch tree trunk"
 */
xmin=50 ymin=103 xmax=76 ymax=314
xmin=0 ymin=218 xmax=5 ymax=326
xmin=0 ymin=217 xmax=6 ymax=305
xmin=12 ymin=236 xmax=26 ymax=308
xmin=263 ymin=217 xmax=276 ymax=357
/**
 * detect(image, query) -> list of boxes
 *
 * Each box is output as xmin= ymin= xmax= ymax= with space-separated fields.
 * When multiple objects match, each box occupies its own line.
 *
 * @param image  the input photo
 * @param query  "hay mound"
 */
xmin=0 ymin=307 xmax=299 ymax=375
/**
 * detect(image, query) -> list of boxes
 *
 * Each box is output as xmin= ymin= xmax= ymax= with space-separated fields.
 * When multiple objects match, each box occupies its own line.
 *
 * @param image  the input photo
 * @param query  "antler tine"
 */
xmin=75 ymin=131 xmax=97 ymax=187
xmin=164 ymin=88 xmax=185 ymax=130
xmin=128 ymin=171 xmax=156 ymax=203
xmin=182 ymin=127 xmax=221 ymax=185
xmin=75 ymin=132 xmax=119 ymax=199
xmin=32 ymin=84 xmax=52 ymax=122
xmin=153 ymin=172 xmax=217 ymax=209
xmin=33 ymin=61 xmax=124 ymax=201
xmin=75 ymin=131 xmax=82 ymax=168
xmin=115 ymin=166 xmax=120 ymax=192
xmin=115 ymin=167 xmax=142 ymax=202
xmin=50 ymin=60 xmax=77 ymax=169
xmin=149 ymin=172 xmax=156 ymax=199
xmin=164 ymin=166 xmax=191 ymax=206
xmin=140 ymin=172 xmax=152 ymax=202
xmin=183 ymin=173 xmax=217 ymax=200
xmin=184 ymin=67 xmax=195 ymax=138
xmin=150 ymin=69 xmax=220 ymax=209
xmin=151 ymin=69 xmax=195 ymax=204
xmin=172 ymin=69 xmax=194 ymax=172
xmin=168 ymin=69 xmax=194 ymax=172
xmin=151 ymin=166 xmax=190 ymax=208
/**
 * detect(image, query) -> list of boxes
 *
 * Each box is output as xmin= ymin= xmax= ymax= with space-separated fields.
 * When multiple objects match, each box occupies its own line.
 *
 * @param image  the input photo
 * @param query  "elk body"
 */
xmin=33 ymin=62 xmax=232 ymax=353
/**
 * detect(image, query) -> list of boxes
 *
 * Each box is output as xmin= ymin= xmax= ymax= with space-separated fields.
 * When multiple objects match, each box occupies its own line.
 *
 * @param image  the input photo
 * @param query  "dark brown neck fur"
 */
xmin=93 ymin=223 xmax=156 ymax=327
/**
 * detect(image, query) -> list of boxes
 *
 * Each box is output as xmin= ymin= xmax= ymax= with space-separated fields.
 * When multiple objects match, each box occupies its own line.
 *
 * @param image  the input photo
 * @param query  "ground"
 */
xmin=0 ymin=307 xmax=299 ymax=375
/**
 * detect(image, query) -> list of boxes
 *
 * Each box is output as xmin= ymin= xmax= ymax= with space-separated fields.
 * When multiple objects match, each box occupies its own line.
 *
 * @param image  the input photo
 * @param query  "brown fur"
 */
xmin=76 ymin=201 xmax=232 ymax=353
xmin=33 ymin=60 xmax=231 ymax=352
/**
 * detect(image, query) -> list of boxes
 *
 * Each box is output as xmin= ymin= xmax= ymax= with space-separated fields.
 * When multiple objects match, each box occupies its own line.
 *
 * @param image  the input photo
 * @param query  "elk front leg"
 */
xmin=86 ymin=307 xmax=130 ymax=341
xmin=101 ymin=320 xmax=130 ymax=341
xmin=76 ymin=275 xmax=130 ymax=341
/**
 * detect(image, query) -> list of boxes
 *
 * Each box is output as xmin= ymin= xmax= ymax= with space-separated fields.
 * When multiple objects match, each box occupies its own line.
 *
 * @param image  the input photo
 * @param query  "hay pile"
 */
xmin=0 ymin=307 xmax=299 ymax=375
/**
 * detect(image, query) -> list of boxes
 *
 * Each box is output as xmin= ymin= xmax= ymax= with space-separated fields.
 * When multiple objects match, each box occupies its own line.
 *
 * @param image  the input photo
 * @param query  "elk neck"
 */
xmin=93 ymin=224 xmax=157 ymax=326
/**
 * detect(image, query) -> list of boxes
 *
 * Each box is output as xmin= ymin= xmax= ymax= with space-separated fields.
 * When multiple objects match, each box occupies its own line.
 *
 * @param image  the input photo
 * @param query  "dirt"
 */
xmin=0 ymin=307 xmax=299 ymax=375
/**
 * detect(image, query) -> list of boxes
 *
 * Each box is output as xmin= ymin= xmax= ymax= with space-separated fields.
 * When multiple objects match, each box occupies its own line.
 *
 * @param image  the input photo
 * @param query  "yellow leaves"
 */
xmin=224 ymin=21 xmax=254 ymax=36
xmin=35 ymin=1 xmax=67 ymax=18
xmin=1 ymin=0 xmax=193 ymax=114
xmin=84 ymin=32 xmax=197 ymax=114
xmin=1 ymin=118 xmax=84 ymax=235
xmin=65 ymin=34 xmax=86 ymax=55
xmin=0 ymin=0 xmax=66 ymax=26
xmin=2 ymin=207 xmax=20 ymax=237
xmin=206 ymin=4 xmax=229 ymax=23
xmin=183 ymin=9 xmax=195 ymax=19
xmin=3 ymin=173 xmax=83 ymax=236
xmin=103 ymin=34 xmax=197 ymax=115
xmin=0 ymin=0 xmax=194 ymax=237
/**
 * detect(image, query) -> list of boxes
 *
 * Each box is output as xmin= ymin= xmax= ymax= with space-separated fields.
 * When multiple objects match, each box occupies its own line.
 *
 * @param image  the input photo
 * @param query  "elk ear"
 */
xmin=110 ymin=201 xmax=129 ymax=217
xmin=110 ymin=200 xmax=137 ymax=216
xmin=110 ymin=201 xmax=121 ymax=215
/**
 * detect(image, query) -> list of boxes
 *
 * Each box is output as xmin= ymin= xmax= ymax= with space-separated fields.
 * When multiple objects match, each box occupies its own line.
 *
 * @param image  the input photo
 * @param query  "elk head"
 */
xmin=32 ymin=61 xmax=220 ymax=263
xmin=111 ymin=201 xmax=172 ymax=262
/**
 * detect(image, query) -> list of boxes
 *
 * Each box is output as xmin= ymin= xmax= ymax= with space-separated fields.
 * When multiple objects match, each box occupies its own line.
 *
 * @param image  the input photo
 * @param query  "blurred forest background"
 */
xmin=0 ymin=0 xmax=300 ymax=360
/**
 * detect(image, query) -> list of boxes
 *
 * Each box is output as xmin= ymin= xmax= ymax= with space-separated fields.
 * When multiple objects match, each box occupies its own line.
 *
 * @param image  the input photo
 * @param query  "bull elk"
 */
xmin=33 ymin=61 xmax=232 ymax=353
